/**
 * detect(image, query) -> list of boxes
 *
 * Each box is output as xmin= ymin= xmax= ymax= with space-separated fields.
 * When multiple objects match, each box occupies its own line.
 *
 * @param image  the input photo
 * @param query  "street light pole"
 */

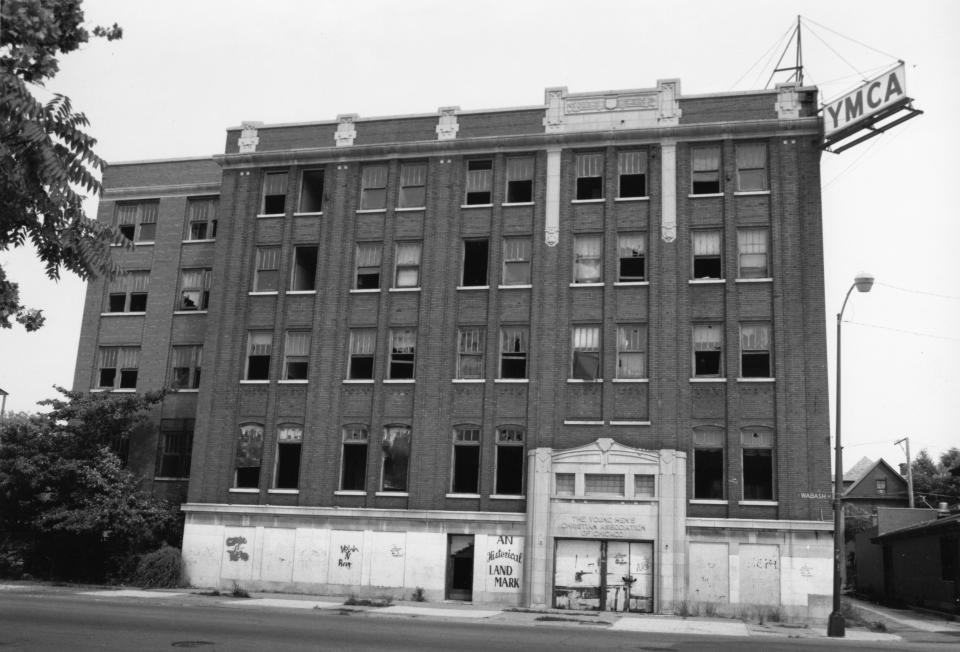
xmin=828 ymin=272 xmax=874 ymax=638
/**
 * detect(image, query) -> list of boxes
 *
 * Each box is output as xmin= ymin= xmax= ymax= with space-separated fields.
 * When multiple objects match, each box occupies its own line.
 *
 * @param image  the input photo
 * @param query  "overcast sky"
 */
xmin=1 ymin=0 xmax=957 ymax=475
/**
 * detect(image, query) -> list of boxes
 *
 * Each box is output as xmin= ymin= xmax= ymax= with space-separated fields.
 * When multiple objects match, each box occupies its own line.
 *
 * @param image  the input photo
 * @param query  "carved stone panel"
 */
xmin=383 ymin=385 xmax=414 ymax=418
xmin=495 ymin=384 xmax=528 ymax=418
xmin=691 ymin=383 xmax=726 ymax=419
xmin=738 ymin=383 xmax=775 ymax=419
xmin=340 ymin=383 xmax=373 ymax=415
xmin=453 ymin=383 xmax=484 ymax=418
xmin=564 ymin=383 xmax=602 ymax=421
xmin=238 ymin=385 xmax=269 ymax=418
xmin=613 ymin=383 xmax=648 ymax=420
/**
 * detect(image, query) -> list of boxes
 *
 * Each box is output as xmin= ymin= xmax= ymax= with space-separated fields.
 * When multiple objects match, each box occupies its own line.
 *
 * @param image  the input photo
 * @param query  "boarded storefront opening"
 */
xmin=553 ymin=538 xmax=653 ymax=612
xmin=447 ymin=534 xmax=474 ymax=601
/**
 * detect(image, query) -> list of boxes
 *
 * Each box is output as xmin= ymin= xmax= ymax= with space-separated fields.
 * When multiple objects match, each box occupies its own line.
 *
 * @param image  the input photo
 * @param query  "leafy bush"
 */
xmin=130 ymin=545 xmax=182 ymax=588
xmin=411 ymin=586 xmax=426 ymax=602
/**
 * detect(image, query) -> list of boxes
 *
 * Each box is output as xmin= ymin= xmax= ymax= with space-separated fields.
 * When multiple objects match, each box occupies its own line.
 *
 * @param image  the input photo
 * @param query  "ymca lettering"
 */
xmin=824 ymin=64 xmax=906 ymax=135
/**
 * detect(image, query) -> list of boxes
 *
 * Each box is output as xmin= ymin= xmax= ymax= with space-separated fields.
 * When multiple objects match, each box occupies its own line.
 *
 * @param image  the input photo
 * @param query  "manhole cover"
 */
xmin=171 ymin=642 xmax=215 ymax=648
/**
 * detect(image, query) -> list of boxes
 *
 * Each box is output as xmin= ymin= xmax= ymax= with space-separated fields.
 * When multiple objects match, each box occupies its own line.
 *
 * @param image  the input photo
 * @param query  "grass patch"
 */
xmin=343 ymin=595 xmax=393 ymax=608
xmin=194 ymin=589 xmax=221 ymax=596
xmin=411 ymin=586 xmax=426 ymax=602
xmin=230 ymin=583 xmax=250 ymax=598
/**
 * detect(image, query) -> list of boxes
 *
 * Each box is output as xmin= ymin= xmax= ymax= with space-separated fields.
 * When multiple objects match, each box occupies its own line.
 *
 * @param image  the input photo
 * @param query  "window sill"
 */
xmin=457 ymin=285 xmax=489 ymax=291
xmin=229 ymin=488 xmax=259 ymax=494
xmin=495 ymin=378 xmax=529 ymax=384
xmin=733 ymin=190 xmax=770 ymax=196
xmin=460 ymin=203 xmax=493 ymax=209
xmin=268 ymin=488 xmax=300 ymax=494
xmin=567 ymin=378 xmax=602 ymax=383
xmin=389 ymin=287 xmax=420 ymax=293
xmin=256 ymin=213 xmax=285 ymax=219
xmin=570 ymin=282 xmax=604 ymax=288
xmin=286 ymin=290 xmax=316 ymax=295
xmin=183 ymin=238 xmax=216 ymax=244
xmin=395 ymin=206 xmax=425 ymax=212
xmin=343 ymin=379 xmax=374 ymax=384
xmin=350 ymin=288 xmax=381 ymax=294
xmin=490 ymin=494 xmax=525 ymax=500
xmin=738 ymin=500 xmax=779 ymax=506
xmin=689 ymin=279 xmax=725 ymax=285
xmin=248 ymin=291 xmax=279 ymax=296
xmin=174 ymin=310 xmax=208 ymax=315
xmin=383 ymin=379 xmax=415 ymax=384
xmin=498 ymin=284 xmax=532 ymax=290
xmin=614 ymin=281 xmax=649 ymax=287
xmin=612 ymin=378 xmax=648 ymax=383
xmin=154 ymin=477 xmax=189 ymax=482
xmin=112 ymin=388 xmax=137 ymax=393
xmin=100 ymin=312 xmax=146 ymax=317
xmin=690 ymin=499 xmax=727 ymax=505
xmin=239 ymin=380 xmax=270 ymax=384
xmin=173 ymin=388 xmax=200 ymax=393
xmin=334 ymin=490 xmax=367 ymax=496
xmin=452 ymin=378 xmax=484 ymax=383
xmin=375 ymin=491 xmax=409 ymax=497
xmin=571 ymin=198 xmax=604 ymax=204
xmin=609 ymin=420 xmax=651 ymax=426
xmin=502 ymin=202 xmax=534 ymax=207
xmin=356 ymin=208 xmax=387 ymax=214
xmin=737 ymin=377 xmax=775 ymax=383
xmin=90 ymin=388 xmax=107 ymax=393
xmin=134 ymin=241 xmax=155 ymax=247
xmin=735 ymin=278 xmax=772 ymax=284
xmin=563 ymin=420 xmax=603 ymax=425
xmin=293 ymin=211 xmax=323 ymax=217
xmin=688 ymin=193 xmax=724 ymax=199
xmin=690 ymin=378 xmax=727 ymax=383
xmin=445 ymin=493 xmax=481 ymax=499
xmin=614 ymin=196 xmax=650 ymax=202
xmin=279 ymin=379 xmax=309 ymax=384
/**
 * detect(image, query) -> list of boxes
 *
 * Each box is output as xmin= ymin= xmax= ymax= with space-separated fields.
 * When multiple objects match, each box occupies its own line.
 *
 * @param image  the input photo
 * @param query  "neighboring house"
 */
xmin=843 ymin=458 xmax=910 ymax=513
xmin=870 ymin=511 xmax=960 ymax=613
xmin=852 ymin=507 xmax=935 ymax=598
xmin=73 ymin=79 xmax=835 ymax=618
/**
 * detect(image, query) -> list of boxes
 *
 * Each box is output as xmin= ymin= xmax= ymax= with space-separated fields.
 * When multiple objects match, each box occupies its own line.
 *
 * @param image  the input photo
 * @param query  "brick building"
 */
xmin=74 ymin=79 xmax=835 ymax=618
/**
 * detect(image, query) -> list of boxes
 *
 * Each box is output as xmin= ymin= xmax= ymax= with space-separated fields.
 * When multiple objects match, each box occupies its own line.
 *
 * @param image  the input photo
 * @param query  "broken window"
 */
xmin=575 ymin=152 xmax=604 ymax=200
xmin=107 ymin=270 xmax=149 ymax=313
xmin=398 ymin=162 xmax=427 ymax=208
xmin=115 ymin=201 xmax=158 ymax=242
xmin=179 ymin=268 xmax=211 ymax=311
xmin=381 ymin=425 xmax=411 ymax=492
xmin=693 ymin=429 xmax=725 ymax=499
xmin=261 ymin=171 xmax=288 ymax=215
xmin=360 ymin=164 xmax=387 ymax=210
xmin=634 ymin=474 xmax=656 ymax=497
xmin=290 ymin=245 xmax=318 ymax=291
xmin=502 ymin=237 xmax=531 ymax=285
xmin=875 ymin=478 xmax=887 ymax=495
xmin=394 ymin=242 xmax=421 ymax=288
xmin=274 ymin=425 xmax=303 ymax=489
xmin=355 ymin=242 xmax=382 ymax=289
xmin=505 ymin=156 xmax=534 ymax=203
xmin=253 ymin=246 xmax=281 ymax=292
xmin=585 ymin=473 xmax=624 ymax=496
xmin=235 ymin=423 xmax=263 ymax=488
xmin=740 ymin=323 xmax=771 ymax=378
xmin=692 ymin=230 xmax=722 ymax=279
xmin=500 ymin=327 xmax=528 ymax=379
xmin=741 ymin=429 xmax=774 ymax=500
xmin=388 ymin=328 xmax=416 ymax=379
xmin=186 ymin=197 xmax=218 ymax=240
xmin=495 ymin=426 xmax=524 ymax=496
xmin=691 ymin=146 xmax=721 ymax=194
xmin=464 ymin=159 xmax=493 ymax=205
xmin=618 ymin=150 xmax=647 ymax=198
xmin=170 ymin=345 xmax=202 ymax=389
xmin=736 ymin=143 xmax=767 ymax=192
xmin=555 ymin=473 xmax=575 ymax=496
xmin=155 ymin=418 xmax=193 ymax=479
xmin=618 ymin=233 xmax=646 ymax=282
xmin=245 ymin=332 xmax=272 ymax=380
xmin=298 ymin=169 xmax=324 ymax=213
xmin=283 ymin=331 xmax=310 ymax=380
xmin=737 ymin=228 xmax=768 ymax=279
xmin=451 ymin=426 xmax=481 ymax=494
xmin=693 ymin=324 xmax=723 ymax=377
xmin=461 ymin=239 xmax=489 ymax=287
xmin=340 ymin=424 xmax=368 ymax=491
xmin=96 ymin=346 xmax=139 ymax=390
xmin=571 ymin=325 xmax=601 ymax=380
xmin=617 ymin=324 xmax=646 ymax=379
xmin=348 ymin=329 xmax=375 ymax=379
xmin=457 ymin=327 xmax=484 ymax=379
xmin=574 ymin=235 xmax=602 ymax=283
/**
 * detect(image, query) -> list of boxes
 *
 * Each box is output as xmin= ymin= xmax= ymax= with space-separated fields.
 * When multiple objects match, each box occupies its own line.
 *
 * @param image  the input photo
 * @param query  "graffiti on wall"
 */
xmin=226 ymin=536 xmax=249 ymax=562
xmin=338 ymin=544 xmax=359 ymax=568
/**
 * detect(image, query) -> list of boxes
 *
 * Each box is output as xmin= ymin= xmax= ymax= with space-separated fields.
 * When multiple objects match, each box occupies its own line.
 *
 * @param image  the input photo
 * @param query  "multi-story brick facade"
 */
xmin=74 ymin=79 xmax=834 ymax=618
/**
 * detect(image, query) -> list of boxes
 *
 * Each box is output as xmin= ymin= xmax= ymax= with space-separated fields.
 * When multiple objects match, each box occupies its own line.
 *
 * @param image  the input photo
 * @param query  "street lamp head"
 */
xmin=854 ymin=272 xmax=874 ymax=293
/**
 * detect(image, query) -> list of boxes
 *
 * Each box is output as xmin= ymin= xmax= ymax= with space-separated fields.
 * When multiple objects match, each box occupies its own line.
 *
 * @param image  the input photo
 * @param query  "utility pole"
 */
xmin=895 ymin=437 xmax=914 ymax=508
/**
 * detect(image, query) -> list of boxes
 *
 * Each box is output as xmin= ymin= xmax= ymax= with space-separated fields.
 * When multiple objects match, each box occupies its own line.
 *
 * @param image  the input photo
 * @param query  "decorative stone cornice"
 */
xmin=335 ymin=114 xmax=358 ymax=147
xmin=436 ymin=106 xmax=460 ymax=140
xmin=237 ymin=121 xmax=263 ymax=153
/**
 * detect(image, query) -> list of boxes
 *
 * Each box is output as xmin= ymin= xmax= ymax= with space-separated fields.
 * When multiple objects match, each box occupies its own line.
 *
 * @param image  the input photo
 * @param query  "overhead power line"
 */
xmin=843 ymin=320 xmax=960 ymax=343
xmin=876 ymin=282 xmax=960 ymax=301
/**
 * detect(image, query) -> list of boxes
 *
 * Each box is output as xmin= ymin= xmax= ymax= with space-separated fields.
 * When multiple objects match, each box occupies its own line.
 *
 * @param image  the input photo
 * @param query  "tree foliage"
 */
xmin=0 ymin=0 xmax=124 ymax=331
xmin=910 ymin=447 xmax=960 ymax=507
xmin=0 ymin=387 xmax=178 ymax=581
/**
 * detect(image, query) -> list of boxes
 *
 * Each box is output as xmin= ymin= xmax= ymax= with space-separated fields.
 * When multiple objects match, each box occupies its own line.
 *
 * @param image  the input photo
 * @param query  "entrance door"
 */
xmin=605 ymin=541 xmax=654 ymax=612
xmin=447 ymin=535 xmax=474 ymax=601
xmin=554 ymin=539 xmax=653 ymax=612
